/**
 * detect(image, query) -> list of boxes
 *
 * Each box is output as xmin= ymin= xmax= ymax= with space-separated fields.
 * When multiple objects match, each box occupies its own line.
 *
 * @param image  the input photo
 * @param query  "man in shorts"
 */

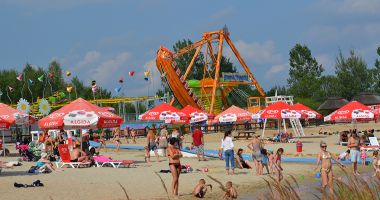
xmin=192 ymin=125 xmax=206 ymax=161
xmin=348 ymin=132 xmax=361 ymax=175
xmin=147 ymin=129 xmax=159 ymax=162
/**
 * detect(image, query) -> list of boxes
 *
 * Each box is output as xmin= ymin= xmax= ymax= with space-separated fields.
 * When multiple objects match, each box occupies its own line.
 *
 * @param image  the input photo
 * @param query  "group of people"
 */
xmin=218 ymin=132 xmax=285 ymax=182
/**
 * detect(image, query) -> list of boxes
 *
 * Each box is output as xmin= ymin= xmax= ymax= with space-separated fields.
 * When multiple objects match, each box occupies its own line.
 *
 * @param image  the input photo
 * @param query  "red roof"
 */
xmin=38 ymin=98 xmax=123 ymax=130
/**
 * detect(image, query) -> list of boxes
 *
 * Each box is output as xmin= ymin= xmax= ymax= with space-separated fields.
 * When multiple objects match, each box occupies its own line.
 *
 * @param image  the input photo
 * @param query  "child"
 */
xmin=274 ymin=148 xmax=284 ymax=182
xmin=372 ymin=151 xmax=379 ymax=177
xmin=261 ymin=149 xmax=270 ymax=174
xmin=144 ymin=146 xmax=150 ymax=164
xmin=192 ymin=179 xmax=212 ymax=198
xmin=268 ymin=150 xmax=275 ymax=175
xmin=360 ymin=148 xmax=367 ymax=166
xmin=337 ymin=149 xmax=350 ymax=161
xmin=223 ymin=181 xmax=237 ymax=199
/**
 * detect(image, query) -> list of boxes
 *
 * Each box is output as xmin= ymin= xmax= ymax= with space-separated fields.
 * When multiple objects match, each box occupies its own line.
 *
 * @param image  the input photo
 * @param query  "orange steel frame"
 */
xmin=160 ymin=28 xmax=265 ymax=114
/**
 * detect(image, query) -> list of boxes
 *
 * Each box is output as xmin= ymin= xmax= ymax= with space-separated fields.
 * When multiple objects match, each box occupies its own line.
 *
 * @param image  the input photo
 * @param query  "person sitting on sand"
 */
xmin=192 ymin=179 xmax=212 ymax=198
xmin=36 ymin=153 xmax=60 ymax=173
xmin=70 ymin=143 xmax=89 ymax=162
xmin=337 ymin=149 xmax=350 ymax=161
xmin=314 ymin=141 xmax=345 ymax=194
xmin=223 ymin=181 xmax=237 ymax=199
xmin=235 ymin=148 xmax=254 ymax=169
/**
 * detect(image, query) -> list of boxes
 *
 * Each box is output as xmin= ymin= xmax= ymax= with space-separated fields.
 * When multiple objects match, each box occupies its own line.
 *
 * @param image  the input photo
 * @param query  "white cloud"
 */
xmin=225 ymin=40 xmax=282 ymax=65
xmin=76 ymin=51 xmax=101 ymax=70
xmin=316 ymin=0 xmax=380 ymax=15
xmin=267 ymin=64 xmax=288 ymax=76
xmin=91 ymin=52 xmax=130 ymax=85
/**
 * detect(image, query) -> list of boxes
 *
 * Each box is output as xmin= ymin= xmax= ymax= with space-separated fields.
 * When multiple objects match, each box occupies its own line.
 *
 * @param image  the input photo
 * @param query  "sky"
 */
xmin=0 ymin=0 xmax=379 ymax=97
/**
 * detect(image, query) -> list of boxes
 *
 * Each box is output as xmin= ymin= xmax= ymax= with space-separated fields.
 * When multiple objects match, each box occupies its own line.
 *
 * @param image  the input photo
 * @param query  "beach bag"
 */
xmin=158 ymin=137 xmax=168 ymax=148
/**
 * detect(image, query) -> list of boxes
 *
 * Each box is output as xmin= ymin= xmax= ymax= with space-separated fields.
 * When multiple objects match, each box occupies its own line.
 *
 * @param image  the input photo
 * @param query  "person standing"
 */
xmin=167 ymin=137 xmax=182 ymax=198
xmin=315 ymin=141 xmax=345 ymax=194
xmin=159 ymin=125 xmax=168 ymax=157
xmin=348 ymin=132 xmax=361 ymax=175
xmin=220 ymin=131 xmax=235 ymax=175
xmin=247 ymin=135 xmax=263 ymax=175
xmin=112 ymin=128 xmax=121 ymax=153
xmin=147 ymin=129 xmax=159 ymax=162
xmin=192 ymin=125 xmax=206 ymax=161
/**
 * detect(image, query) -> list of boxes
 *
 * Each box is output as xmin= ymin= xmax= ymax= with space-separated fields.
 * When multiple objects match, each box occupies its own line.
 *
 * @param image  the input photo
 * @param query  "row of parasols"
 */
xmin=138 ymin=101 xmax=378 ymax=124
xmin=0 ymin=99 xmax=378 ymax=133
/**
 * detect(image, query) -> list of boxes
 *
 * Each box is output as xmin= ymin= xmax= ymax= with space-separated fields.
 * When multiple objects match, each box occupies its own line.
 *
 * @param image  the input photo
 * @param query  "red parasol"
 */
xmin=0 ymin=103 xmax=35 ymax=130
xmin=324 ymin=101 xmax=374 ymax=122
xmin=215 ymin=105 xmax=252 ymax=123
xmin=292 ymin=103 xmax=322 ymax=119
xmin=38 ymin=98 xmax=123 ymax=130
xmin=180 ymin=105 xmax=208 ymax=123
xmin=139 ymin=103 xmax=186 ymax=123
xmin=259 ymin=101 xmax=302 ymax=119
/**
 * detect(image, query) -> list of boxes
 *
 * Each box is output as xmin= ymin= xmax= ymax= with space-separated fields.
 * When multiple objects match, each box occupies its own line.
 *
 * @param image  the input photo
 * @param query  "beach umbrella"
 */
xmin=324 ymin=101 xmax=374 ymax=122
xmin=259 ymin=102 xmax=302 ymax=119
xmin=0 ymin=103 xmax=35 ymax=156
xmin=291 ymin=103 xmax=322 ymax=119
xmin=180 ymin=105 xmax=208 ymax=123
xmin=139 ymin=103 xmax=186 ymax=123
xmin=38 ymin=98 xmax=123 ymax=130
xmin=215 ymin=105 xmax=253 ymax=123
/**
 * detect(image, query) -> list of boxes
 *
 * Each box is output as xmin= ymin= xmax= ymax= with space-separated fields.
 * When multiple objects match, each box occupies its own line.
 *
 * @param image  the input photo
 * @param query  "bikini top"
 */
xmin=321 ymin=152 xmax=332 ymax=159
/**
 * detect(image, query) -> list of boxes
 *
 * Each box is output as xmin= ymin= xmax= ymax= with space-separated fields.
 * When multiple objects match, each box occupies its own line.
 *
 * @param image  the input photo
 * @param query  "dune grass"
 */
xmin=260 ymin=167 xmax=380 ymax=200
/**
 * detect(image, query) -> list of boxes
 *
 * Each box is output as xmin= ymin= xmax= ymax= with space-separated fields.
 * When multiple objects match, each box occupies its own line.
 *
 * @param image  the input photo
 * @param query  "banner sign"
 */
xmin=222 ymin=73 xmax=249 ymax=82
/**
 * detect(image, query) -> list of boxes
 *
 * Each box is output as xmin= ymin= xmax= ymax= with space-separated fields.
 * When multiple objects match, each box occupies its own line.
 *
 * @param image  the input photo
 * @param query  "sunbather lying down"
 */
xmin=36 ymin=153 xmax=61 ymax=173
xmin=0 ymin=161 xmax=22 ymax=168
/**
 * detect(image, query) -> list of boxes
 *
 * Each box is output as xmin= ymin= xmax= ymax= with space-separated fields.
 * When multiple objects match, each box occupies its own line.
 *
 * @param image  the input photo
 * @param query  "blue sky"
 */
xmin=1 ymin=0 xmax=379 ymax=96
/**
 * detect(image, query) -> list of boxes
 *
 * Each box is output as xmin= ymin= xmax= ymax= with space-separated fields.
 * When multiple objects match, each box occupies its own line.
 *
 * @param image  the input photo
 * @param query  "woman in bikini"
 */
xmin=247 ymin=135 xmax=263 ymax=175
xmin=315 ymin=141 xmax=345 ymax=194
xmin=167 ymin=137 xmax=182 ymax=198
xmin=99 ymin=129 xmax=107 ymax=152
xmin=112 ymin=128 xmax=121 ymax=153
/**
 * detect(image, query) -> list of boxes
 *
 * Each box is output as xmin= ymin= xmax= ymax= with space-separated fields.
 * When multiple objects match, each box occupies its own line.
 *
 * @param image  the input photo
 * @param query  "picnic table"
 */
xmin=234 ymin=130 xmax=256 ymax=140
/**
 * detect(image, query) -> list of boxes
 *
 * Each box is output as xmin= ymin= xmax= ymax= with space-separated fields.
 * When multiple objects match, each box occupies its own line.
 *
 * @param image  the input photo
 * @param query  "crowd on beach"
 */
xmin=1 ymin=124 xmax=380 ymax=199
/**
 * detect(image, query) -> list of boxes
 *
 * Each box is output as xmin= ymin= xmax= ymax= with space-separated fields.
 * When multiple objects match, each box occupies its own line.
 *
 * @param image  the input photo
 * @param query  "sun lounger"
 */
xmin=93 ymin=156 xmax=134 ymax=168
xmin=57 ymin=144 xmax=91 ymax=168
xmin=361 ymin=137 xmax=380 ymax=151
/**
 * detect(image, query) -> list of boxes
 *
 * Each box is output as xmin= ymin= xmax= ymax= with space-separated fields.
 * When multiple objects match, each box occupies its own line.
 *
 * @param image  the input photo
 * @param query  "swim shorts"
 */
xmin=194 ymin=144 xmax=204 ymax=155
xmin=350 ymin=149 xmax=360 ymax=162
xmin=149 ymin=142 xmax=158 ymax=152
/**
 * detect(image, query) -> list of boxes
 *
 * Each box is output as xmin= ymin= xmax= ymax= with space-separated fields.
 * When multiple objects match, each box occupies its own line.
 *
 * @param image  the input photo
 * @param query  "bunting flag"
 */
xmin=114 ymin=87 xmax=121 ymax=93
xmin=0 ymin=90 xmax=3 ymax=96
xmin=17 ymin=73 xmax=23 ymax=81
xmin=91 ymin=80 xmax=96 ymax=86
xmin=49 ymin=72 xmax=53 ymax=78
xmin=28 ymin=79 xmax=33 ymax=85
xmin=144 ymin=77 xmax=149 ymax=81
xmin=38 ymin=75 xmax=44 ymax=82
xmin=67 ymin=86 xmax=73 ymax=93
xmin=91 ymin=85 xmax=97 ymax=93
xmin=66 ymin=70 xmax=71 ymax=76
xmin=144 ymin=71 xmax=151 ymax=76
xmin=129 ymin=71 xmax=135 ymax=76
xmin=118 ymin=77 xmax=124 ymax=83
xmin=8 ymin=86 xmax=14 ymax=92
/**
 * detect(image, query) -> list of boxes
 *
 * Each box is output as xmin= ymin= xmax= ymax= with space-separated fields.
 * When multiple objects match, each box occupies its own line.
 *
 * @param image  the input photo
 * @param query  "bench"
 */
xmin=234 ymin=131 xmax=256 ymax=140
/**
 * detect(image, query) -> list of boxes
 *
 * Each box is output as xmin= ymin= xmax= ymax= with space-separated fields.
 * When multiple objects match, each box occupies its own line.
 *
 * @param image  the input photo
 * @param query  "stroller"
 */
xmin=19 ymin=141 xmax=41 ymax=162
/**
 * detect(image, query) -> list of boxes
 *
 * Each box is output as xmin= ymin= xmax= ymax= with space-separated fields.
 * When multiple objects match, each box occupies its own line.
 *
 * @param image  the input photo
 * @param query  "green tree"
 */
xmin=173 ymin=39 xmax=205 ymax=80
xmin=314 ymin=75 xmax=341 ymax=101
xmin=288 ymin=44 xmax=324 ymax=98
xmin=369 ymin=47 xmax=380 ymax=93
xmin=335 ymin=50 xmax=371 ymax=100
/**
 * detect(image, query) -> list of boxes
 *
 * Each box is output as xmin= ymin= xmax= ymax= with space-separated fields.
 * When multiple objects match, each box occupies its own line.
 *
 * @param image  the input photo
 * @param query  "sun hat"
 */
xmin=41 ymin=152 xmax=48 ymax=158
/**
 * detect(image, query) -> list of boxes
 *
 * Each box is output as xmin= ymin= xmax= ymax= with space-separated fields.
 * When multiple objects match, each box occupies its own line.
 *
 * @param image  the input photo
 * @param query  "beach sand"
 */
xmin=0 ymin=122 xmax=379 ymax=200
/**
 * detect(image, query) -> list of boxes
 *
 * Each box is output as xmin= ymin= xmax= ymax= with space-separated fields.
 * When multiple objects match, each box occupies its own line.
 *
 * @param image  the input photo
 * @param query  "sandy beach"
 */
xmin=1 ymin=122 xmax=380 ymax=200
